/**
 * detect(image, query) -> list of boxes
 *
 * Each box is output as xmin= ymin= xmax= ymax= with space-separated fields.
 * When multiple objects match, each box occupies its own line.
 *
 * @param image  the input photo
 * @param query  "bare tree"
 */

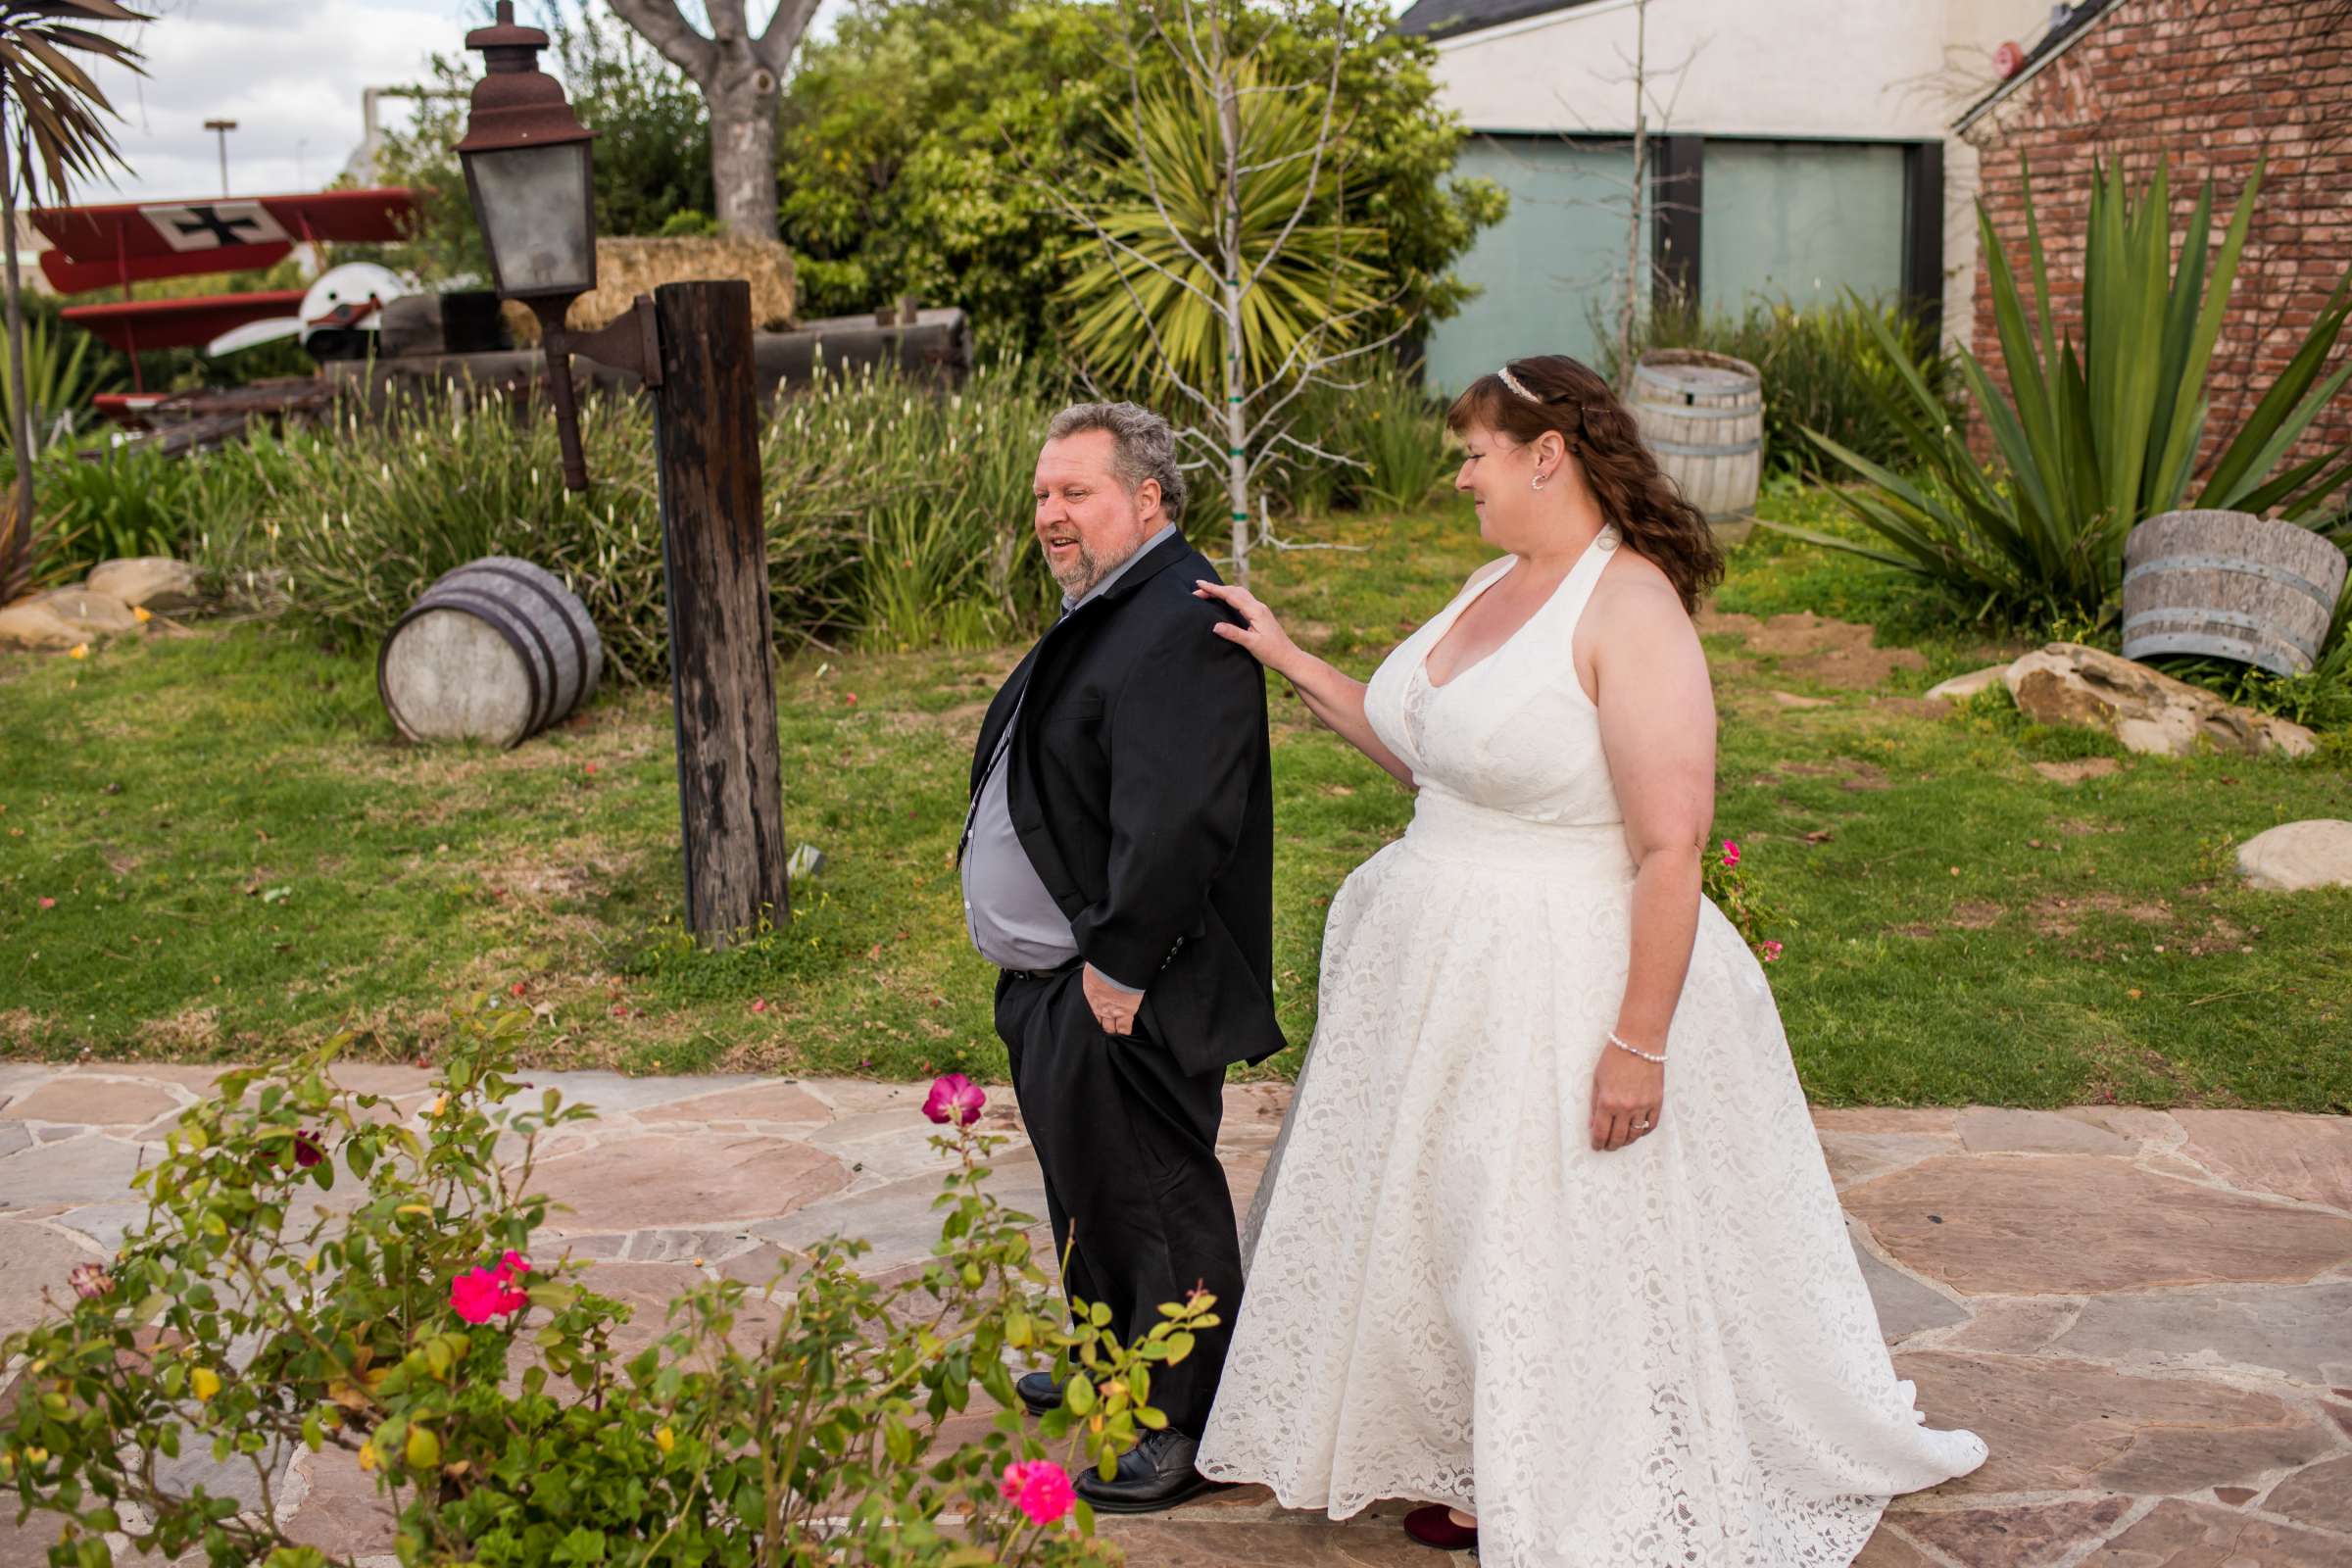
xmin=603 ymin=0 xmax=815 ymax=241
xmin=1044 ymin=0 xmax=1401 ymax=585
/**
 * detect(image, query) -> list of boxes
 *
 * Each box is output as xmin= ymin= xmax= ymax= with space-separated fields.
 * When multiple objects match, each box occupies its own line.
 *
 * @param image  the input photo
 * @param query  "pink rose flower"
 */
xmin=1758 ymin=939 xmax=1783 ymax=963
xmin=1001 ymin=1458 xmax=1075 ymax=1525
xmin=292 ymin=1129 xmax=326 ymax=1168
xmin=923 ymin=1073 xmax=985 ymax=1127
xmin=1720 ymin=840 xmax=1740 ymax=868
xmin=70 ymin=1262 xmax=113 ymax=1299
xmin=450 ymin=1254 xmax=532 ymax=1323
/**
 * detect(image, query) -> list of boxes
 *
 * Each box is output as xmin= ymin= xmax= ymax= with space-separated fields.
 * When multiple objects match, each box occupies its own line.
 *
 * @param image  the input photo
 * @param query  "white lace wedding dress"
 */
xmin=1195 ymin=528 xmax=1985 ymax=1566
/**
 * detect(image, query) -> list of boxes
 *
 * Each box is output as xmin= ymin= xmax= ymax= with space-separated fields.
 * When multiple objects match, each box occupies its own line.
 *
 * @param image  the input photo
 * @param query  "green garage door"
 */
xmin=1698 ymin=140 xmax=1905 ymax=312
xmin=1422 ymin=134 xmax=1645 ymax=397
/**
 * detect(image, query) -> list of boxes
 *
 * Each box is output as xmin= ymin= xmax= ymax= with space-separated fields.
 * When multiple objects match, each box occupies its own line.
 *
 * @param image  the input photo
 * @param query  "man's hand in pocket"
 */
xmin=1082 ymin=963 xmax=1143 ymax=1036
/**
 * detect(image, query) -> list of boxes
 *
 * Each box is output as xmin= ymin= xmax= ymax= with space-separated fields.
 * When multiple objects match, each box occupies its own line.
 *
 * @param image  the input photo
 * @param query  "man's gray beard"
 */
xmin=1051 ymin=542 xmax=1101 ymax=597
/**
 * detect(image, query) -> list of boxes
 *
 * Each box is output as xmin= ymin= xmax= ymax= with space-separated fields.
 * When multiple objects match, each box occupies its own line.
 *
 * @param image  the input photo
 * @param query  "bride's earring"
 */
xmin=1531 ymin=471 xmax=1546 ymax=491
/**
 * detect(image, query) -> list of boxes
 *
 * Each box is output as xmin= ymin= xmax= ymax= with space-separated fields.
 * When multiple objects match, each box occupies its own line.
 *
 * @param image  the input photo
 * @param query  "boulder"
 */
xmin=2004 ymin=644 xmax=2315 ymax=758
xmin=0 ymin=596 xmax=81 ymax=650
xmin=30 ymin=585 xmax=139 ymax=638
xmin=85 ymin=557 xmax=200 ymax=612
xmin=2236 ymin=820 xmax=2352 ymax=892
xmin=1925 ymin=664 xmax=2009 ymax=702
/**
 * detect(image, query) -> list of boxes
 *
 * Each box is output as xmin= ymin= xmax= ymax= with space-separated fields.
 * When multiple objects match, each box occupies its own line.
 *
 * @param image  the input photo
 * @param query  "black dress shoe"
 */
xmin=1072 ymin=1429 xmax=1232 ymax=1514
xmin=1016 ymin=1371 xmax=1063 ymax=1416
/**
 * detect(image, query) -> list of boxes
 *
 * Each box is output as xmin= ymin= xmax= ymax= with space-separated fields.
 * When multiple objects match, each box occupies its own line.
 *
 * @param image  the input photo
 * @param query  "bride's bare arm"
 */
xmin=1587 ymin=566 xmax=1717 ymax=1152
xmin=1192 ymin=579 xmax=1416 ymax=788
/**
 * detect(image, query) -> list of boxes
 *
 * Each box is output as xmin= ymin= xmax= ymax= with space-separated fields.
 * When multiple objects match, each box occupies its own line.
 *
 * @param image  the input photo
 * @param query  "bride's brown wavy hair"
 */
xmin=1446 ymin=354 xmax=1724 ymax=613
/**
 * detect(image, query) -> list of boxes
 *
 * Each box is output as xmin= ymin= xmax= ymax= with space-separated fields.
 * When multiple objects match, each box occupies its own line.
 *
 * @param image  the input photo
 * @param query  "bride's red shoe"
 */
xmin=1403 ymin=1504 xmax=1478 ymax=1551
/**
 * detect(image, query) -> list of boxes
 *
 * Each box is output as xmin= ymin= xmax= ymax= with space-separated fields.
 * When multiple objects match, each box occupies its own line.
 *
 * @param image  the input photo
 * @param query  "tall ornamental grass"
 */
xmin=1790 ymin=156 xmax=2352 ymax=629
xmin=199 ymin=361 xmax=1064 ymax=681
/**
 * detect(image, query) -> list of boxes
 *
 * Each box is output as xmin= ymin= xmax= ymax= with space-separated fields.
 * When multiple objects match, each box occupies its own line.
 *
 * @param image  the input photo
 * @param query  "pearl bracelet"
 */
xmin=1608 ymin=1030 xmax=1667 ymax=1064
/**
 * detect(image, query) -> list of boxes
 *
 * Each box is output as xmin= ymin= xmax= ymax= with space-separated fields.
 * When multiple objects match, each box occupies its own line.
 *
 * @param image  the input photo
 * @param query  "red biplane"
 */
xmin=35 ymin=187 xmax=418 ymax=378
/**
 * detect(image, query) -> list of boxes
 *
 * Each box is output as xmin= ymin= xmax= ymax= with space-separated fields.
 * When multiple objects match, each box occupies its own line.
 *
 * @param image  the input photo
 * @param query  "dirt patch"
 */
xmin=2052 ymin=816 xmax=2127 ymax=836
xmin=2034 ymin=759 xmax=2123 ymax=784
xmin=2031 ymin=893 xmax=2173 ymax=937
xmin=2180 ymin=916 xmax=2253 ymax=958
xmin=1770 ymin=691 xmax=1837 ymax=710
xmin=1870 ymin=696 xmax=1954 ymax=721
xmin=477 ymin=843 xmax=637 ymax=908
xmin=1773 ymin=758 xmax=1890 ymax=791
xmin=0 ymin=1009 xmax=52 ymax=1050
xmin=1699 ymin=611 xmax=1929 ymax=690
xmin=135 ymin=1006 xmax=224 ymax=1052
xmin=1950 ymin=900 xmax=2004 ymax=929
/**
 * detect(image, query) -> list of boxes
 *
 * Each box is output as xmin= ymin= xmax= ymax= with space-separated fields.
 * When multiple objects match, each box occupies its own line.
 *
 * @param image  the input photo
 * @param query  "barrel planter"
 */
xmin=1631 ymin=350 xmax=1764 ymax=543
xmin=2121 ymin=510 xmax=2348 ymax=676
xmin=378 ymin=557 xmax=604 ymax=747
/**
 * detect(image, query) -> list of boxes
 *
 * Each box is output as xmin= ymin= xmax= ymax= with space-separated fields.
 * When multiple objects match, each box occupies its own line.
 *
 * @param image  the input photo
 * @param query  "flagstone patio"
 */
xmin=0 ymin=1063 xmax=2347 ymax=1566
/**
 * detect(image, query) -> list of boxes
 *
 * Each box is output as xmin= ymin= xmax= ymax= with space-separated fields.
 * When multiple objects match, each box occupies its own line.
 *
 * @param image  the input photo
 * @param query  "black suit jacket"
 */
xmin=969 ymin=530 xmax=1286 ymax=1077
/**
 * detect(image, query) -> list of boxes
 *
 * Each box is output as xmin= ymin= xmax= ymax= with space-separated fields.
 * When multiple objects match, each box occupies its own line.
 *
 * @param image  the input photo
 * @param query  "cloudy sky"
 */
xmin=75 ymin=0 xmax=1417 ymax=208
xmin=75 ymin=0 xmax=812 ymax=206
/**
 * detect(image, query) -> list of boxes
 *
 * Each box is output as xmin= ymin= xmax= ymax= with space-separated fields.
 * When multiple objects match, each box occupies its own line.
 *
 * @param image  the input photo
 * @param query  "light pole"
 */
xmin=202 ymin=118 xmax=236 ymax=196
xmin=455 ymin=0 xmax=789 ymax=948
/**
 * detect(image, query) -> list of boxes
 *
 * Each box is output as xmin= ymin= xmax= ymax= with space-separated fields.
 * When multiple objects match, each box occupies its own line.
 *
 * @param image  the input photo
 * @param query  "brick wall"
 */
xmin=1961 ymin=0 xmax=2352 ymax=484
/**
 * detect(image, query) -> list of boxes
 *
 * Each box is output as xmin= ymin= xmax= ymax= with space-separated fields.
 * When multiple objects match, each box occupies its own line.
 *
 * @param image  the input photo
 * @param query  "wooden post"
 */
xmin=650 ymin=279 xmax=789 ymax=946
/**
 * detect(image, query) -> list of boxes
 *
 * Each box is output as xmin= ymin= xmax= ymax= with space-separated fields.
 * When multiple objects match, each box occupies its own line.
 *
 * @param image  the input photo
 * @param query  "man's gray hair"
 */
xmin=1045 ymin=402 xmax=1187 ymax=526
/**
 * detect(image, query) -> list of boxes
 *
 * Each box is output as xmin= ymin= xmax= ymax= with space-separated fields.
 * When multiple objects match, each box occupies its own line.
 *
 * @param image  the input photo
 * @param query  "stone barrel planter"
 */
xmin=378 ymin=557 xmax=604 ymax=748
xmin=2121 ymin=510 xmax=2348 ymax=676
xmin=1631 ymin=349 xmax=1764 ymax=542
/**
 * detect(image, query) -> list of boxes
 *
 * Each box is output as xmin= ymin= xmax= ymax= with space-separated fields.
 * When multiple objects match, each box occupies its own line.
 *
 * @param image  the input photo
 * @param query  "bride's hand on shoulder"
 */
xmin=1193 ymin=579 xmax=1302 ymax=674
xmin=1591 ymin=1044 xmax=1664 ymax=1152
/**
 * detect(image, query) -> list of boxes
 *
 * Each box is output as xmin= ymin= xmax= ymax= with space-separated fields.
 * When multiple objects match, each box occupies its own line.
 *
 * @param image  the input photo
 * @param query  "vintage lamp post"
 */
xmin=455 ymin=0 xmax=790 ymax=946
xmin=454 ymin=0 xmax=659 ymax=491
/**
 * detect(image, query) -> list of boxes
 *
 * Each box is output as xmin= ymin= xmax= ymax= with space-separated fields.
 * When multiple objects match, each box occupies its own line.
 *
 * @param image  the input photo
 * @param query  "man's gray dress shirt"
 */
xmin=960 ymin=524 xmax=1178 ymax=991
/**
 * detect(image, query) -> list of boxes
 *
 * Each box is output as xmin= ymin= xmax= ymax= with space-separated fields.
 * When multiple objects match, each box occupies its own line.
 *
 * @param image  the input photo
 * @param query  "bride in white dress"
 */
xmin=1188 ymin=355 xmax=1984 ymax=1566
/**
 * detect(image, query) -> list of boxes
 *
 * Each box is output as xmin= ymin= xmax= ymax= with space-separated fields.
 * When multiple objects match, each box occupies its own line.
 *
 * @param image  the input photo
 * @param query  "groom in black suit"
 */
xmin=960 ymin=401 xmax=1284 ymax=1511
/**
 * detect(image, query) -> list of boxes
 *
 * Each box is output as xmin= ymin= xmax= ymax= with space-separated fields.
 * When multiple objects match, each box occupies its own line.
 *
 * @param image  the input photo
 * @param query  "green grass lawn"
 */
xmin=4 ymin=487 xmax=2348 ymax=1108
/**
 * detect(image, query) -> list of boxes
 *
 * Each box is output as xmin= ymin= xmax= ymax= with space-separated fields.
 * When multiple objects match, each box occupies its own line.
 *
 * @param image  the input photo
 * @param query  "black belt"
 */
xmin=1003 ymin=957 xmax=1082 ymax=983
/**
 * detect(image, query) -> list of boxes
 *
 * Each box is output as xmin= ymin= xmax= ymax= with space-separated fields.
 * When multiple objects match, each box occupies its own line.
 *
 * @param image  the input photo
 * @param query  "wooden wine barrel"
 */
xmin=2121 ymin=510 xmax=2348 ymax=676
xmin=378 ymin=557 xmax=603 ymax=747
xmin=1631 ymin=350 xmax=1764 ymax=535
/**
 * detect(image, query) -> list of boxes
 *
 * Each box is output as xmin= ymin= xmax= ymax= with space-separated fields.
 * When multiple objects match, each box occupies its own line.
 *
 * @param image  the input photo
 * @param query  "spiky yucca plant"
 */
xmin=1056 ymin=57 xmax=1384 ymax=400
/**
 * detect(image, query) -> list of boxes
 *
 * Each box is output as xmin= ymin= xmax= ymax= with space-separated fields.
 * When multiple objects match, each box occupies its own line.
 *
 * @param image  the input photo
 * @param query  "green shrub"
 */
xmin=0 ymin=1000 xmax=1204 ymax=1565
xmin=1791 ymin=156 xmax=2352 ymax=630
xmin=1598 ymin=292 xmax=1959 ymax=480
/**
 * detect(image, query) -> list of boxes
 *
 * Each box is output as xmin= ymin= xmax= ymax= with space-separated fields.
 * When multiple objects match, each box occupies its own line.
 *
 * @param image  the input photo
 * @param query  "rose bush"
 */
xmin=1704 ymin=838 xmax=1788 ymax=964
xmin=1 ymin=997 xmax=1213 ymax=1566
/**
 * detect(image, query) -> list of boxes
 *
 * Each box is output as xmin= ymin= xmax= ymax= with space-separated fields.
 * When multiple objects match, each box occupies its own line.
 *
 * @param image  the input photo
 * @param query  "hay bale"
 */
xmin=500 ymin=236 xmax=797 ymax=345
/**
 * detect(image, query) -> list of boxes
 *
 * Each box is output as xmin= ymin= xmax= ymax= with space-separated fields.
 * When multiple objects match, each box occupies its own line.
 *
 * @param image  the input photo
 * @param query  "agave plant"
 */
xmin=1786 ymin=157 xmax=2352 ymax=627
xmin=1056 ymin=57 xmax=1385 ymax=400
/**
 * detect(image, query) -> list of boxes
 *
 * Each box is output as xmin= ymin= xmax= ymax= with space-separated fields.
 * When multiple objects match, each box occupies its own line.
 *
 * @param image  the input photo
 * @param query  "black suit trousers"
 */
xmin=995 ymin=966 xmax=1242 ymax=1439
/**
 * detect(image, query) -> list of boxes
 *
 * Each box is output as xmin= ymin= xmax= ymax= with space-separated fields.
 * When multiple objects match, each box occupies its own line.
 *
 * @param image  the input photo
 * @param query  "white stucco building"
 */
xmin=1401 ymin=0 xmax=2065 ymax=390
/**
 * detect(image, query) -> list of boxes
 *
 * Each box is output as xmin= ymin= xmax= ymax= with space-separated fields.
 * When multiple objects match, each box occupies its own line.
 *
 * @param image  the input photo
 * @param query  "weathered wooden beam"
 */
xmin=650 ymin=278 xmax=789 ymax=946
